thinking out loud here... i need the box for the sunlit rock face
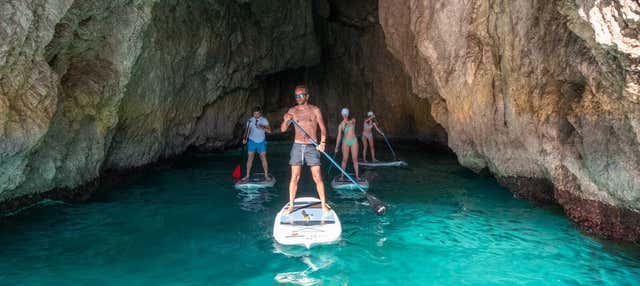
[379,0,640,240]
[0,0,319,202]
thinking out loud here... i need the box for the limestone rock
[2,0,639,242]
[379,0,640,240]
[253,0,446,143]
[0,0,320,202]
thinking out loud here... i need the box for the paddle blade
[232,165,241,180]
[366,193,387,215]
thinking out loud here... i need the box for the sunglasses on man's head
[294,93,306,99]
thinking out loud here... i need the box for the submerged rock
[379,0,640,240]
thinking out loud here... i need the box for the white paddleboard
[234,173,276,190]
[359,160,407,167]
[330,174,369,190]
[273,197,341,248]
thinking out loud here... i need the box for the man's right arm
[281,109,293,132]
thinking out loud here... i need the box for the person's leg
[287,144,303,214]
[244,152,255,180]
[256,141,268,179]
[287,165,301,214]
[259,152,269,179]
[340,143,349,179]
[310,166,329,213]
[351,142,359,179]
[368,136,377,161]
[362,136,368,162]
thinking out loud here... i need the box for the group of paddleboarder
[334,108,385,181]
[240,85,386,215]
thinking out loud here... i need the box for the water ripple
[1,143,639,285]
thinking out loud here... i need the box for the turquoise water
[1,142,639,285]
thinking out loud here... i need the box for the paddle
[290,201,322,213]
[290,119,388,215]
[379,127,398,161]
[326,135,341,177]
[232,143,245,182]
[326,151,338,177]
[233,120,251,182]
[232,165,241,182]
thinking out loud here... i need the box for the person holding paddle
[241,105,271,181]
[362,111,384,162]
[280,85,329,214]
[335,107,360,180]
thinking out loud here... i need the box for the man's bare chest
[293,108,315,123]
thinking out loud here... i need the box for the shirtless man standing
[280,85,329,214]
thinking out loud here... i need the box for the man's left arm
[314,107,327,151]
[261,118,272,133]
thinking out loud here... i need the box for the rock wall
[2,0,639,242]
[1,0,441,209]
[249,0,447,143]
[0,0,320,202]
[379,0,640,241]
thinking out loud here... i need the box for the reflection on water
[237,188,276,212]
[1,142,639,285]
[273,244,338,286]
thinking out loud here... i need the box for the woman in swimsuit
[335,108,360,180]
[362,111,384,162]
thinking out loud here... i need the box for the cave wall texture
[1,0,321,203]
[1,0,639,241]
[250,0,446,143]
[379,0,640,240]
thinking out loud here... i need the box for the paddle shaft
[290,201,322,213]
[289,119,387,215]
[326,151,337,177]
[242,143,246,172]
[327,135,341,176]
[379,128,398,161]
[242,121,250,173]
[290,120,366,193]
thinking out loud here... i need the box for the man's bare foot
[362,159,368,163]
[241,175,250,181]
[320,208,330,224]
[322,204,330,215]
[356,176,361,181]
[264,174,270,181]
[286,204,294,215]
